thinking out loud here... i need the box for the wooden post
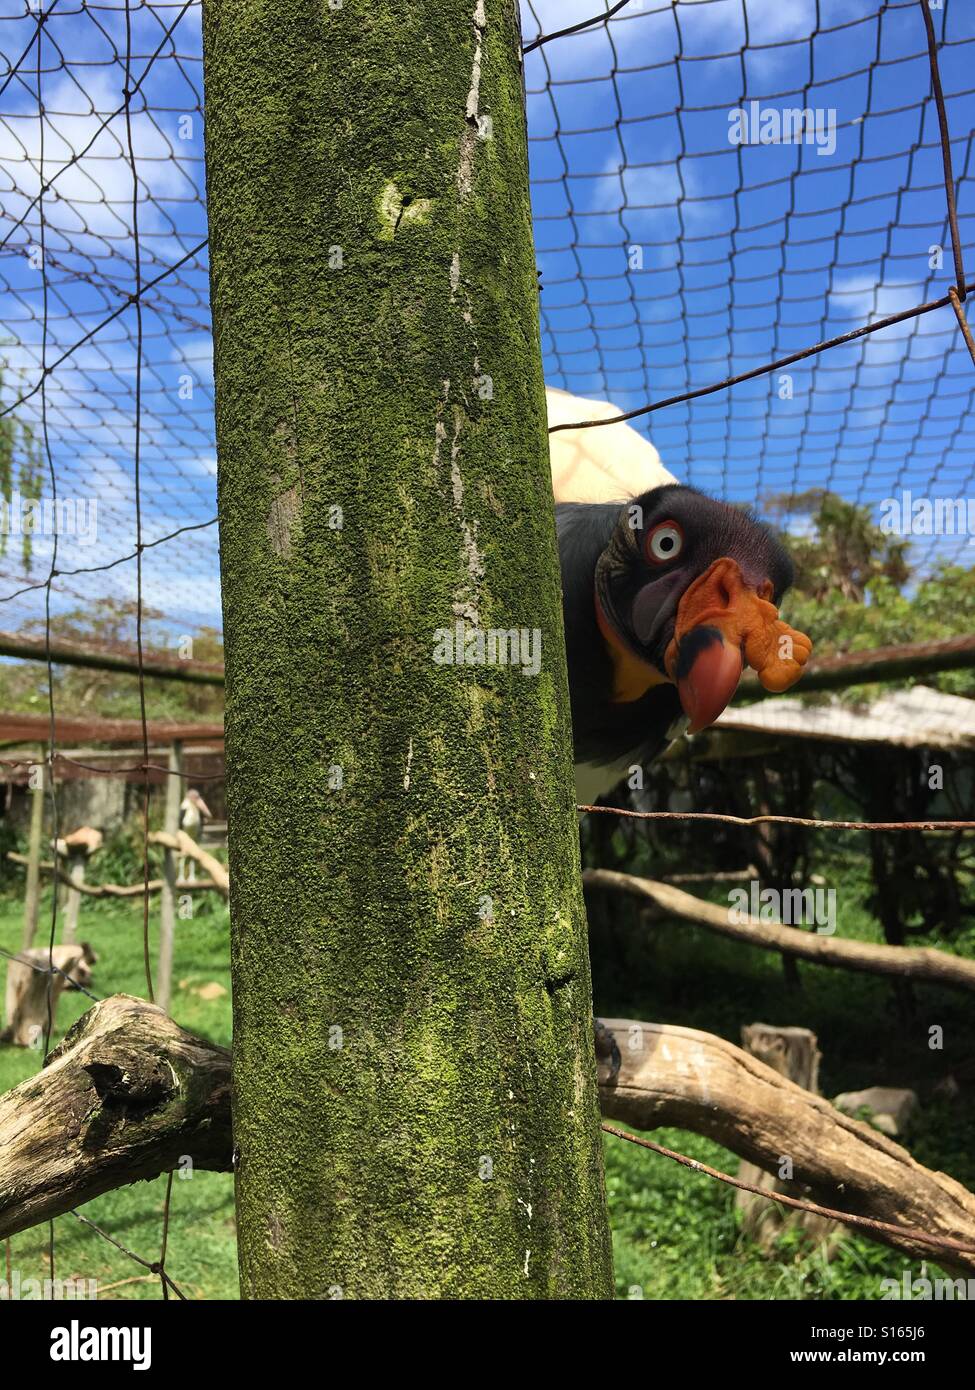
[60,852,86,945]
[157,741,183,1014]
[203,0,614,1298]
[21,748,45,951]
[54,830,102,946]
[733,1023,837,1250]
[0,943,95,1048]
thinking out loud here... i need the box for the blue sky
[525,0,975,550]
[0,0,972,643]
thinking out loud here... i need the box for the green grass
[604,1127,905,1301]
[593,859,975,1299]
[2,855,973,1300]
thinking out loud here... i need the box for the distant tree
[766,489,910,602]
[767,491,975,699]
[0,351,44,572]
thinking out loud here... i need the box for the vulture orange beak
[664,557,812,733]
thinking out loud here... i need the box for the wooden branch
[0,995,231,1239]
[662,865,759,885]
[147,832,229,898]
[585,868,975,995]
[0,631,225,687]
[2,630,969,699]
[596,1018,975,1272]
[7,852,220,898]
[740,632,975,698]
[2,996,974,1273]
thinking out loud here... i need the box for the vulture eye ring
[645,520,684,565]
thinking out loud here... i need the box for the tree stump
[734,1023,839,1253]
[1,943,96,1048]
[54,827,103,946]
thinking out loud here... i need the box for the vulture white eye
[645,520,684,565]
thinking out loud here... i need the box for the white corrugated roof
[714,684,975,749]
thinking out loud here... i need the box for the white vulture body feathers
[546,386,677,506]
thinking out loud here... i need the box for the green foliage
[0,349,45,572]
[781,566,975,700]
[765,490,975,699]
[92,823,155,888]
[605,1127,916,1301]
[768,488,911,602]
[0,817,23,889]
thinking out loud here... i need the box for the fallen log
[596,1018,975,1272]
[1,997,974,1273]
[0,995,231,1238]
[584,868,975,996]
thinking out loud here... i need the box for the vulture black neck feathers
[557,495,682,771]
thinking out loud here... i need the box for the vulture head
[181,788,213,819]
[593,483,807,733]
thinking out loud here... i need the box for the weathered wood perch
[596,1018,975,1272]
[585,868,975,995]
[7,851,221,898]
[0,995,231,1238]
[147,832,229,898]
[1,997,974,1273]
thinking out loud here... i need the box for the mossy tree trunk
[203,0,614,1299]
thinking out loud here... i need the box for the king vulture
[546,386,812,803]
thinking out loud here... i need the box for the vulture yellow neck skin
[594,596,670,704]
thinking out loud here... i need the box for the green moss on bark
[203,0,614,1298]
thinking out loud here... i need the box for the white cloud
[0,69,197,263]
[827,275,926,325]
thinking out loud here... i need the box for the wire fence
[0,0,973,1299]
[528,0,975,571]
[1,0,205,1302]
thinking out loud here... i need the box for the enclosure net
[0,0,974,1296]
[0,0,969,664]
